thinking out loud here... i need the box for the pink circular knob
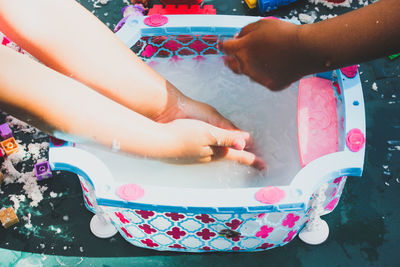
[340,65,358,78]
[144,15,168,27]
[255,186,285,204]
[116,184,144,201]
[346,128,365,152]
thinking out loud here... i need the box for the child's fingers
[207,126,249,150]
[223,55,242,74]
[236,21,260,39]
[222,148,266,170]
[218,38,241,55]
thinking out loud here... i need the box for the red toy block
[160,0,203,5]
[0,137,19,156]
[148,4,216,15]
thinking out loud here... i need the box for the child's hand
[157,119,266,170]
[219,19,308,91]
[155,95,237,130]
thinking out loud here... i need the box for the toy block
[0,137,19,156]
[244,0,257,9]
[34,161,53,180]
[0,207,19,228]
[0,123,13,140]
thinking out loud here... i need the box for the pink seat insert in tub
[298,77,338,167]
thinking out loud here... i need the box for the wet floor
[0,0,399,266]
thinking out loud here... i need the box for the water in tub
[79,57,301,188]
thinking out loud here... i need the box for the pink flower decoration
[256,243,274,249]
[141,45,158,58]
[284,230,297,242]
[121,227,133,238]
[232,246,241,251]
[115,212,130,224]
[225,219,242,230]
[195,214,215,224]
[346,128,365,152]
[196,229,216,240]
[255,186,285,204]
[139,224,157,234]
[144,15,168,27]
[167,227,186,239]
[141,238,159,248]
[135,210,155,219]
[256,225,274,238]
[325,198,339,211]
[282,213,300,228]
[334,177,343,184]
[116,184,144,201]
[80,181,89,193]
[84,195,93,207]
[165,212,185,221]
[169,244,186,249]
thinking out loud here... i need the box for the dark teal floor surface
[0,0,399,266]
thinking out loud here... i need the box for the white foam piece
[79,57,301,188]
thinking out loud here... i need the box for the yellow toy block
[0,137,19,156]
[0,207,19,228]
[245,0,257,9]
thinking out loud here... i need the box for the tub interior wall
[79,55,302,188]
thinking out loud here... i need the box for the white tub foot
[299,218,329,245]
[90,214,117,239]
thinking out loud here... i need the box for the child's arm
[220,0,400,90]
[0,45,264,168]
[0,0,234,129]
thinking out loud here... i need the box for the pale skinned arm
[0,0,235,129]
[220,0,400,90]
[0,45,265,168]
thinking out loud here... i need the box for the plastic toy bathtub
[49,15,365,252]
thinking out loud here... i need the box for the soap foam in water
[81,57,301,188]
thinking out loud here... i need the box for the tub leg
[90,214,118,239]
[299,183,329,245]
[299,217,329,245]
